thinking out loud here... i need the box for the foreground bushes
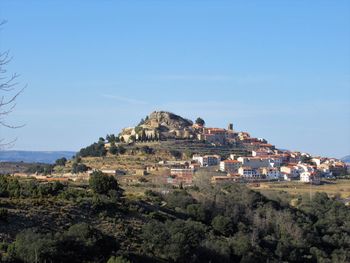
[142,219,206,262]
[1,173,349,263]
[141,185,350,263]
[6,223,117,263]
[0,175,66,198]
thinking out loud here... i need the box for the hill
[0,151,75,164]
[341,155,350,163]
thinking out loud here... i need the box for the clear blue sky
[1,0,349,158]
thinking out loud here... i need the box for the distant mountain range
[341,155,350,163]
[0,151,76,164]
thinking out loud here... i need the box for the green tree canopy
[195,117,205,126]
[89,170,121,195]
[55,157,67,166]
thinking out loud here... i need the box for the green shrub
[89,170,121,195]
[9,223,117,263]
[55,157,67,166]
[166,190,195,209]
[142,219,206,262]
[0,175,20,197]
[79,141,107,157]
[211,215,233,236]
[187,204,210,223]
[71,162,89,174]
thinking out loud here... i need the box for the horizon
[1,0,350,158]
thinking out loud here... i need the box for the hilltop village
[13,111,348,188]
[113,111,348,186]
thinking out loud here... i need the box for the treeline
[79,139,107,157]
[77,136,157,158]
[0,175,65,198]
[78,136,126,158]
[140,185,350,262]
[1,172,349,262]
[25,164,55,175]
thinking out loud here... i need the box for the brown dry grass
[250,179,350,199]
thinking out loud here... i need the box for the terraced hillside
[76,139,251,172]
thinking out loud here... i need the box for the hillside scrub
[0,174,349,263]
[140,184,350,262]
[0,175,66,198]
[7,223,116,263]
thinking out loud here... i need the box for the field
[250,179,350,201]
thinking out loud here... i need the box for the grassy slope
[250,179,350,200]
[75,140,250,171]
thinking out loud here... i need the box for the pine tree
[141,130,147,142]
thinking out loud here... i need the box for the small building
[193,154,221,167]
[260,167,282,180]
[203,128,227,144]
[311,157,322,167]
[189,163,201,170]
[281,165,299,178]
[282,173,295,181]
[146,166,159,173]
[220,160,241,173]
[169,168,195,186]
[252,149,273,157]
[300,172,321,185]
[237,157,275,169]
[135,169,147,176]
[238,166,261,178]
[289,152,302,163]
[101,169,118,175]
[329,163,347,176]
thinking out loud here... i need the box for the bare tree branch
[0,19,25,148]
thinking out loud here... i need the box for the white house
[238,166,260,178]
[192,155,204,166]
[300,172,321,185]
[311,157,322,167]
[193,154,221,167]
[281,165,300,178]
[252,150,269,157]
[260,167,282,180]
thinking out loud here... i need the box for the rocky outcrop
[119,111,195,142]
[143,111,193,130]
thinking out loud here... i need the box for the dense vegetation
[25,164,55,175]
[142,187,350,263]
[79,140,107,157]
[0,172,349,263]
[0,175,65,198]
[7,223,116,263]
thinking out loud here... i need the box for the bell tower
[228,123,234,131]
